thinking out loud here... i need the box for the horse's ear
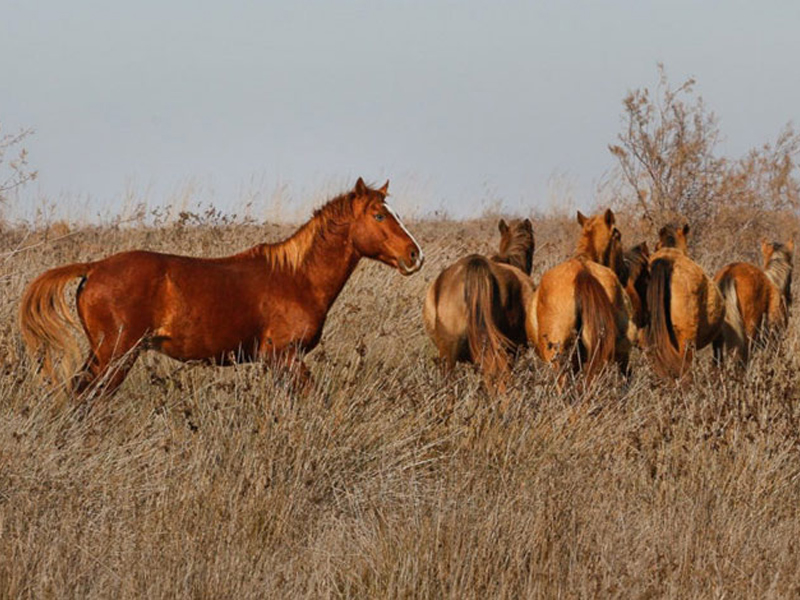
[604,208,615,226]
[761,238,770,256]
[640,241,650,257]
[659,225,667,237]
[378,180,390,196]
[355,177,367,195]
[787,238,795,254]
[577,211,587,226]
[523,217,533,232]
[682,223,690,236]
[498,219,509,235]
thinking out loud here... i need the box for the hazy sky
[2,0,799,221]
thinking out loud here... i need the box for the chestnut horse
[647,223,724,380]
[713,239,794,365]
[423,218,534,390]
[526,209,635,385]
[19,178,424,396]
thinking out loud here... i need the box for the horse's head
[576,208,622,270]
[495,218,535,274]
[762,238,794,306]
[762,238,795,266]
[656,223,689,254]
[350,178,424,275]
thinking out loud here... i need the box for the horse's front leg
[278,350,313,394]
[259,337,313,395]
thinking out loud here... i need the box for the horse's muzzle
[398,250,424,275]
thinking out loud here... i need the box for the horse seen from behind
[526,209,635,386]
[20,178,424,397]
[423,218,535,391]
[713,239,794,365]
[646,222,724,381]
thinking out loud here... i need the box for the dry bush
[2,211,800,598]
[0,125,37,221]
[609,65,800,257]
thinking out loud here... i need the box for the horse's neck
[298,227,361,310]
[765,258,792,301]
[575,236,600,263]
[492,251,527,273]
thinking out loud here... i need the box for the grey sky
[2,0,799,221]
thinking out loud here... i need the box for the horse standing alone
[19,178,424,396]
[423,219,535,390]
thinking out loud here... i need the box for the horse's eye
[374,213,385,222]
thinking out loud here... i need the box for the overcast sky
[2,0,798,221]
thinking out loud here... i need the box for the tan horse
[655,222,689,253]
[423,219,535,389]
[713,239,794,364]
[647,223,725,380]
[526,209,635,384]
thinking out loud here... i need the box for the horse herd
[426,209,794,390]
[18,179,794,399]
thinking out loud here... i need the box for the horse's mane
[243,190,360,272]
[574,230,598,262]
[492,221,534,274]
[765,242,793,301]
[575,227,625,281]
[622,243,649,287]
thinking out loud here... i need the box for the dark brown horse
[423,219,534,390]
[622,242,651,345]
[20,178,424,396]
[713,239,794,365]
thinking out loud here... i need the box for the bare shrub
[608,65,800,254]
[0,124,37,214]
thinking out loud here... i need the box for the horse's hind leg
[434,334,462,377]
[73,332,142,398]
[268,348,313,396]
[712,335,725,368]
[678,340,695,385]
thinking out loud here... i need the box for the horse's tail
[19,262,90,386]
[717,273,746,358]
[574,268,616,382]
[464,256,511,386]
[646,257,683,378]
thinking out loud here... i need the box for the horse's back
[77,249,272,361]
[531,257,633,367]
[651,249,723,348]
[425,257,469,336]
[715,262,775,335]
[531,259,586,359]
[424,254,532,364]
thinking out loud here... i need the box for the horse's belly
[153,320,261,363]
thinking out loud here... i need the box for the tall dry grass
[2,214,800,598]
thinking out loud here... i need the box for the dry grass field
[2,212,800,598]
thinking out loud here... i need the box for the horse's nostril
[410,250,418,260]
